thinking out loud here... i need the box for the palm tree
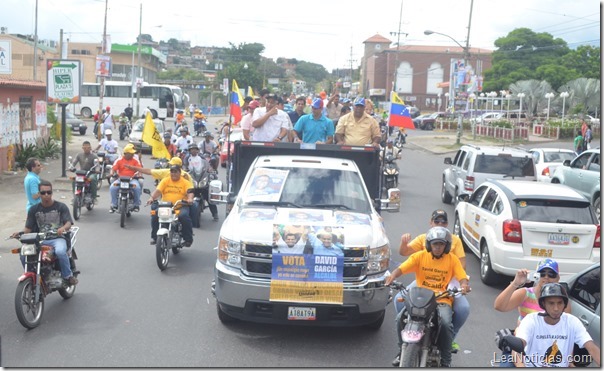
[558,78,601,115]
[509,80,553,118]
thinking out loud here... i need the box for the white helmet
[104,129,113,135]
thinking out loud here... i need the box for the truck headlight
[367,244,390,274]
[218,237,241,268]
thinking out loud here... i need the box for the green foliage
[489,120,513,128]
[37,138,61,159]
[13,143,39,170]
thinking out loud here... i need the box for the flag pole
[226,89,233,195]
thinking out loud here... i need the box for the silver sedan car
[562,263,600,347]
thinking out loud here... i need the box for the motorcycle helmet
[188,143,199,151]
[163,132,172,139]
[425,226,452,256]
[179,126,188,133]
[203,131,213,138]
[538,283,569,310]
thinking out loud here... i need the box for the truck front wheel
[216,303,238,324]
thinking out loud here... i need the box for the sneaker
[133,206,140,212]
[212,214,219,221]
[183,240,193,247]
[150,239,156,245]
[66,276,78,285]
[451,341,460,354]
[109,206,117,213]
[391,353,401,367]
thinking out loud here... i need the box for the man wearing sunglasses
[13,180,78,285]
[396,209,470,356]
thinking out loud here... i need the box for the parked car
[412,113,433,129]
[409,106,421,118]
[417,111,448,130]
[219,127,244,167]
[562,263,600,347]
[454,179,600,285]
[551,148,600,222]
[66,111,87,135]
[586,115,600,126]
[529,148,577,182]
[442,144,536,205]
[128,118,165,154]
[470,112,502,125]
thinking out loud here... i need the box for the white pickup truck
[209,141,400,328]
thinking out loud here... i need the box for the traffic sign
[46,59,82,104]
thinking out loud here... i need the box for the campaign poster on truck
[270,225,344,305]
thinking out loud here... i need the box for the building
[361,34,493,112]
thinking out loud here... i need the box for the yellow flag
[248,86,255,98]
[141,112,171,159]
[391,91,405,105]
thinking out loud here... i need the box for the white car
[529,148,576,182]
[128,118,165,154]
[454,179,600,285]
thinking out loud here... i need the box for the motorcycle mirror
[502,335,525,354]
[143,188,151,195]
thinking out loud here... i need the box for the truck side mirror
[444,157,452,165]
[380,188,400,213]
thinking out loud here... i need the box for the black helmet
[538,283,569,310]
[425,226,452,255]
[188,143,199,151]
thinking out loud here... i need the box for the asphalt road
[0,128,568,367]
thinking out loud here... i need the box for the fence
[436,119,529,141]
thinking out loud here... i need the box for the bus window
[106,85,131,98]
[159,87,174,117]
[82,85,99,97]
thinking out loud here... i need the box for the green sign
[46,59,81,104]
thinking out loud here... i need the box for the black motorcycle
[383,154,399,191]
[202,152,220,172]
[96,151,114,189]
[191,168,218,228]
[113,175,143,228]
[68,157,100,220]
[194,118,207,137]
[119,119,132,140]
[394,129,407,149]
[390,282,460,367]
[9,228,80,329]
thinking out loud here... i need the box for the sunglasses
[40,190,53,195]
[540,270,558,278]
[433,219,447,225]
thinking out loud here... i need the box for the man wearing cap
[241,96,254,115]
[251,94,290,142]
[162,132,178,158]
[101,106,115,133]
[293,98,334,144]
[175,126,193,153]
[184,143,219,222]
[96,129,120,163]
[108,145,143,212]
[335,97,381,148]
[397,209,470,354]
[325,92,343,122]
[146,165,195,247]
[241,100,260,140]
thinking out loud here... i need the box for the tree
[509,79,552,117]
[558,78,601,115]
[560,45,601,80]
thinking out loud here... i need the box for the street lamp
[425,29,471,145]
[469,93,477,139]
[488,91,497,111]
[560,91,569,124]
[545,92,555,121]
[517,93,526,119]
[499,90,506,113]
[444,92,450,111]
[243,63,248,69]
[480,92,485,111]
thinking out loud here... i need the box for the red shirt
[112,156,142,177]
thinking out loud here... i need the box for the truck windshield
[243,167,371,214]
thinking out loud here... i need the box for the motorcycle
[390,281,461,367]
[395,129,407,149]
[112,175,144,228]
[68,157,100,220]
[147,192,188,271]
[9,227,80,329]
[202,151,220,172]
[191,168,218,228]
[383,154,399,191]
[193,118,207,137]
[96,151,114,189]
[119,119,132,140]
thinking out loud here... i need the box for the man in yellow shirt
[385,227,470,367]
[334,97,381,148]
[397,209,469,354]
[146,164,194,247]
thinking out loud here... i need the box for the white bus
[73,81,188,119]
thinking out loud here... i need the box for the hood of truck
[222,206,387,247]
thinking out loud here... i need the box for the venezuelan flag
[388,91,414,129]
[230,80,244,125]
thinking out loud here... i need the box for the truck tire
[216,303,238,324]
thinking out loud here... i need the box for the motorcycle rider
[95,129,120,164]
[397,210,470,354]
[124,103,133,122]
[162,132,178,158]
[193,108,207,135]
[512,283,600,367]
[385,226,470,367]
[118,112,130,140]
[12,180,78,285]
[199,131,220,170]
[184,143,219,222]
[70,140,99,202]
[146,164,195,247]
[108,145,143,213]
[175,126,193,155]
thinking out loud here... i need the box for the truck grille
[241,243,369,281]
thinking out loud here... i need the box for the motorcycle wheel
[156,236,170,271]
[73,194,82,220]
[97,170,104,190]
[58,276,77,299]
[14,278,44,329]
[400,343,420,367]
[86,195,94,211]
[120,200,127,228]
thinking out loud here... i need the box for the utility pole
[33,0,39,80]
[98,0,108,140]
[390,0,407,96]
[136,3,142,118]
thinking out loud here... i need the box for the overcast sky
[3,0,601,71]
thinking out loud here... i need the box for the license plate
[120,182,130,189]
[548,233,570,245]
[287,306,316,321]
[76,176,85,182]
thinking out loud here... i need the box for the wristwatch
[278,136,285,140]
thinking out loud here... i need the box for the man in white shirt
[96,129,120,163]
[251,94,289,142]
[175,127,193,153]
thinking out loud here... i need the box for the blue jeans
[44,238,73,279]
[110,179,141,208]
[151,205,193,243]
[394,280,470,340]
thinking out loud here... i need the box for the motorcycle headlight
[367,244,390,274]
[218,237,241,268]
[158,207,172,219]
[21,244,37,256]
[120,181,130,189]
[201,178,208,188]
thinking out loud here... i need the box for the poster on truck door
[269,225,344,304]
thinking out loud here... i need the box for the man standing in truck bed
[251,94,290,142]
[335,97,381,148]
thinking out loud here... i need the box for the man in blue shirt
[308,229,344,256]
[293,98,334,144]
[24,157,42,212]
